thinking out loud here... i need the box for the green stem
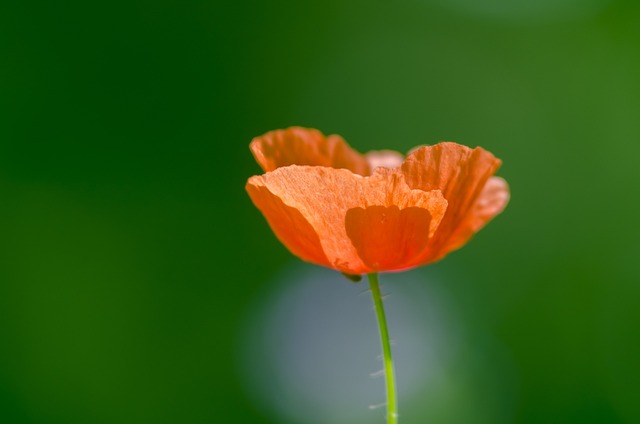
[368,272,398,423]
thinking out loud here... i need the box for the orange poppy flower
[246,127,509,275]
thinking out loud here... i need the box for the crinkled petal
[250,127,371,175]
[246,166,447,274]
[401,142,503,261]
[345,205,437,272]
[245,182,331,268]
[443,176,510,253]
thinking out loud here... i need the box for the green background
[2,0,640,423]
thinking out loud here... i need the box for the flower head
[246,127,509,275]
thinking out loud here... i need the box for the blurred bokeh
[1,0,639,423]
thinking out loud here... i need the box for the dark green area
[1,0,639,422]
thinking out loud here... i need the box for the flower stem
[368,272,398,423]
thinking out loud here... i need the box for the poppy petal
[250,127,370,175]
[246,166,447,274]
[443,176,510,253]
[401,142,503,260]
[365,150,404,170]
[245,181,331,268]
[345,205,439,272]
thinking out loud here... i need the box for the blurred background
[1,0,639,423]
